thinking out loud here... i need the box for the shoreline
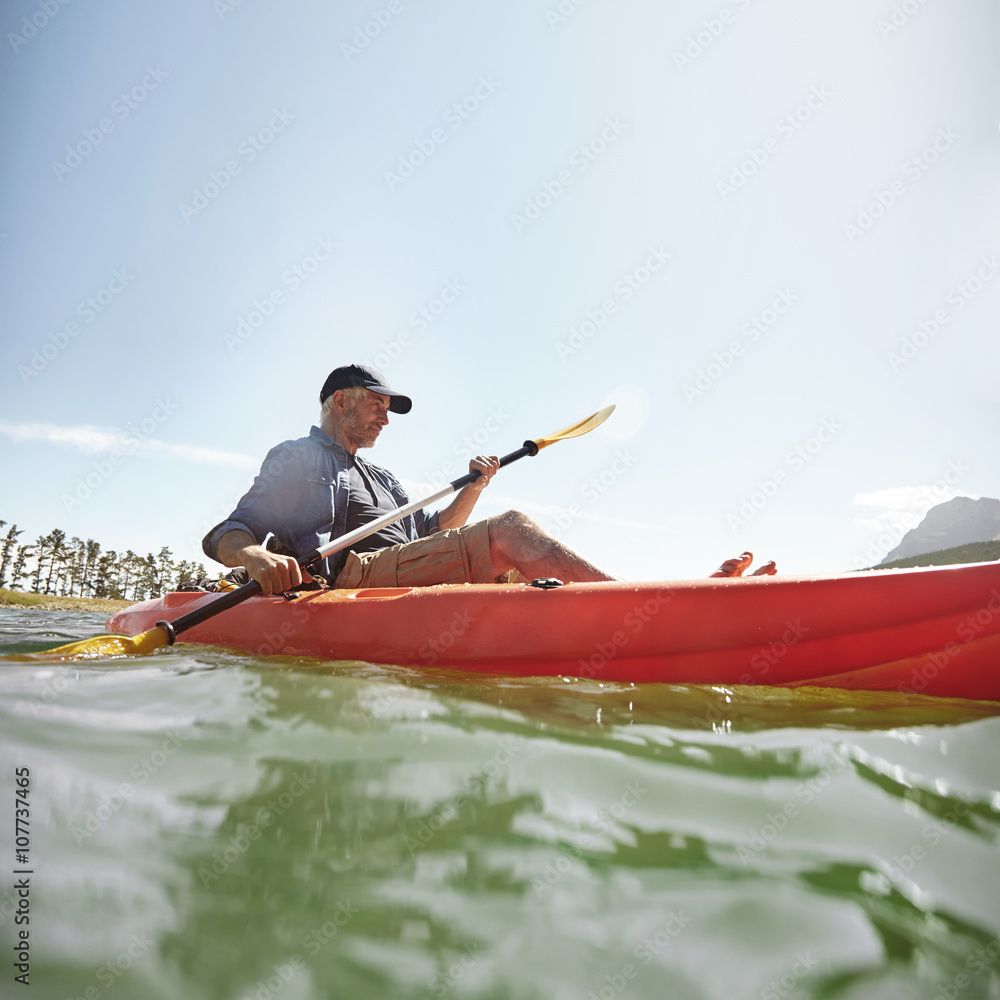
[0,589,133,613]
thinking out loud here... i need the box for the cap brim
[387,393,412,414]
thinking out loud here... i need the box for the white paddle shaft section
[311,481,457,564]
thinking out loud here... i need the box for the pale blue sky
[1,0,997,581]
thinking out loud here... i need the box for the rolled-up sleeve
[202,517,258,563]
[202,443,305,562]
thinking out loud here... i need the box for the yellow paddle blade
[4,626,169,662]
[533,404,616,450]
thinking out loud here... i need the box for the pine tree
[10,544,33,591]
[136,553,157,601]
[82,539,101,596]
[173,559,196,589]
[148,547,173,597]
[43,529,66,595]
[93,550,117,599]
[63,537,85,596]
[0,523,23,589]
[30,535,49,592]
[118,549,137,599]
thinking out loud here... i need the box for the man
[203,364,617,594]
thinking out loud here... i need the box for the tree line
[872,540,1000,571]
[0,520,208,601]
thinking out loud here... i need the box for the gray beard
[341,408,380,450]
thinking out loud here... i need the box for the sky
[0,0,997,582]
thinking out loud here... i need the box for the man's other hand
[469,454,499,490]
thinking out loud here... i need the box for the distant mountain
[880,496,1000,565]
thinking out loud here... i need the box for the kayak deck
[104,562,1000,701]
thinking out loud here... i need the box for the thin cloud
[0,421,258,469]
[853,486,975,511]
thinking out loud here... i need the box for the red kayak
[105,562,1000,701]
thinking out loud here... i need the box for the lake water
[2,606,999,1000]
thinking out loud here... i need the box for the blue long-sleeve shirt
[202,426,439,580]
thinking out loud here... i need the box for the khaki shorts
[332,519,495,589]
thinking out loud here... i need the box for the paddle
[12,404,616,661]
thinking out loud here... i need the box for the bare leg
[488,510,619,583]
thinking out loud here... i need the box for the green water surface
[1,608,999,1000]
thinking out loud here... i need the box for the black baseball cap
[319,364,412,414]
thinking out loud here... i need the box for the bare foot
[710,551,753,577]
[750,560,777,576]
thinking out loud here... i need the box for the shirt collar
[309,425,352,460]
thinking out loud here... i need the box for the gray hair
[321,385,367,418]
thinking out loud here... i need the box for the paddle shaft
[154,440,539,642]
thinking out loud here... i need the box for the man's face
[341,390,390,450]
